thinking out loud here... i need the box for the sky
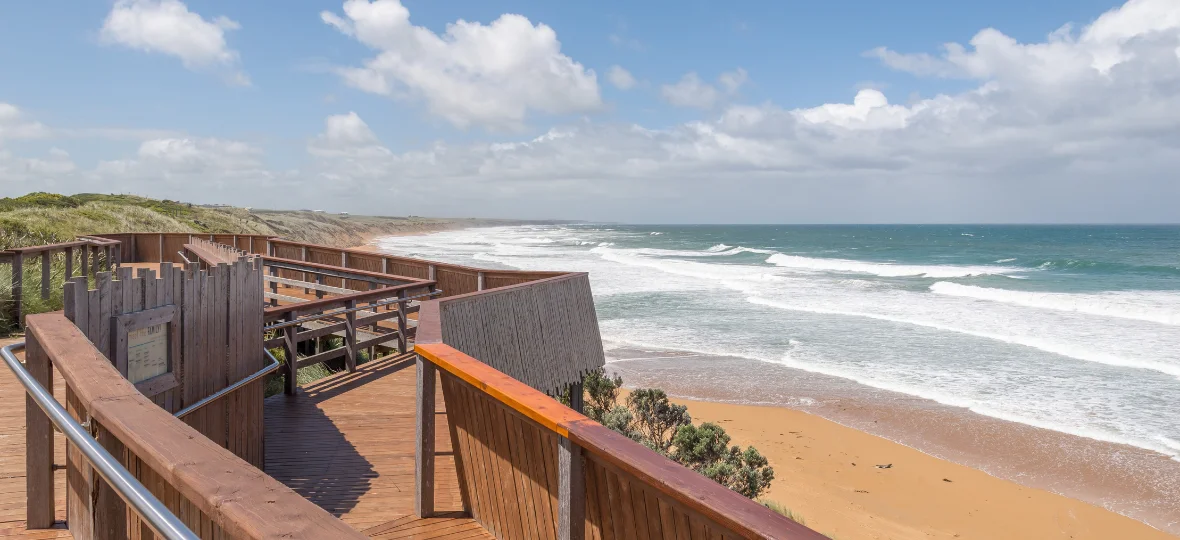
[1,0,1179,223]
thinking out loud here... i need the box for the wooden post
[568,381,584,414]
[396,289,408,354]
[157,234,164,263]
[558,436,585,540]
[477,271,485,291]
[79,245,89,280]
[283,311,298,395]
[344,299,357,372]
[414,355,436,517]
[301,247,309,293]
[90,245,100,277]
[94,423,127,539]
[24,332,54,529]
[315,274,325,299]
[64,246,73,280]
[40,251,50,300]
[103,246,112,271]
[428,264,436,281]
[269,266,279,306]
[11,253,22,329]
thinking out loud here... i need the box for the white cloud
[308,112,392,159]
[661,69,747,109]
[321,0,601,130]
[0,103,50,140]
[5,0,1180,222]
[608,65,637,90]
[100,0,249,85]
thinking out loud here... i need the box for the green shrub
[579,368,775,500]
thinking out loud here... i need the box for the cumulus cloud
[0,103,51,140]
[661,68,747,109]
[6,0,1180,222]
[608,65,637,90]
[100,0,249,85]
[321,0,601,130]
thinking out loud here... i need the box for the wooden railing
[0,236,120,329]
[183,237,248,267]
[414,301,826,539]
[264,280,437,394]
[267,238,565,298]
[23,313,366,539]
[93,233,272,264]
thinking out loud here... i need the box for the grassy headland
[0,192,529,250]
[0,191,545,331]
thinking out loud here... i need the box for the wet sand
[610,351,1180,539]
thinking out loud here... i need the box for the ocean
[374,224,1180,526]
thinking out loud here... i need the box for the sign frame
[111,304,180,397]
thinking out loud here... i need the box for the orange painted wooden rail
[415,303,827,539]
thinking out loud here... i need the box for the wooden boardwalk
[0,338,72,539]
[264,353,490,538]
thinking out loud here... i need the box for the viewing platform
[0,232,823,539]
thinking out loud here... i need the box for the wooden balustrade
[23,312,366,539]
[1,237,120,330]
[263,280,436,395]
[414,280,826,540]
[414,339,825,540]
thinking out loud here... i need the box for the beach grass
[760,499,806,525]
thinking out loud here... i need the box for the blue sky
[1,0,1178,222]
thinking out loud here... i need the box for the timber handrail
[263,254,422,284]
[1,341,199,540]
[24,312,367,539]
[264,280,436,321]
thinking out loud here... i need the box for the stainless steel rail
[0,342,199,540]
[174,349,281,419]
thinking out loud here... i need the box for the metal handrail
[263,288,442,331]
[174,349,281,419]
[0,342,198,540]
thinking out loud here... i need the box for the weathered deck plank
[264,353,481,535]
[0,339,73,539]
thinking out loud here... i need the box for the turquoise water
[376,225,1180,460]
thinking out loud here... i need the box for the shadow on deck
[263,353,485,537]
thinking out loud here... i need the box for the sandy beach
[666,395,1172,540]
[361,232,1178,540]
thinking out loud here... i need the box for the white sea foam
[930,282,1180,326]
[745,296,1180,379]
[371,224,1180,461]
[766,253,1021,278]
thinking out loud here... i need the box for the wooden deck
[0,338,72,539]
[264,353,490,538]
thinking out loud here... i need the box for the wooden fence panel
[437,274,605,396]
[344,253,382,290]
[63,258,265,464]
[161,234,191,264]
[135,234,163,263]
[440,372,560,539]
[307,248,345,287]
[435,267,479,298]
[385,257,430,279]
